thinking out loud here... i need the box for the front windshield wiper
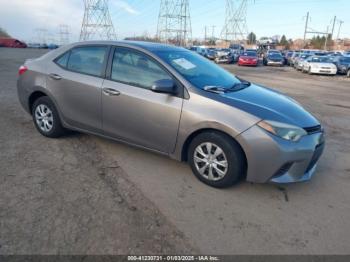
[203,86,227,94]
[204,81,251,94]
[204,79,251,94]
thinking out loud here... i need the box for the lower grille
[272,163,293,179]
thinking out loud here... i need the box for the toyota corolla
[17,41,325,188]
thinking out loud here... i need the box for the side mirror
[151,79,178,95]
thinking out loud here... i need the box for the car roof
[70,40,187,53]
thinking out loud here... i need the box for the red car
[238,51,259,66]
[0,38,27,48]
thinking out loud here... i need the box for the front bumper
[239,60,258,66]
[236,125,325,183]
[267,61,283,66]
[310,68,337,75]
[216,57,233,63]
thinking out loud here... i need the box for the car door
[47,45,109,133]
[101,47,183,153]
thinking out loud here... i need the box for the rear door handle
[49,73,62,80]
[103,88,121,96]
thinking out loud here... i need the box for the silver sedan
[17,41,325,188]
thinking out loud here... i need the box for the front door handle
[49,73,62,80]
[103,88,121,96]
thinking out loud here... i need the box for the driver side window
[111,47,173,90]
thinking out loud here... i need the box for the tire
[188,131,246,188]
[347,69,350,78]
[32,96,67,138]
[308,67,312,75]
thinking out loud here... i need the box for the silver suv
[17,41,325,188]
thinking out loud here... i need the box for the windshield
[242,51,257,57]
[269,53,282,59]
[310,56,332,63]
[156,50,241,90]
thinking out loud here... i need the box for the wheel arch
[181,128,247,167]
[28,90,48,114]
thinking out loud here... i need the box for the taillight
[18,65,28,76]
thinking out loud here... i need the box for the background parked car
[332,56,350,75]
[258,37,275,45]
[0,38,27,48]
[215,48,233,64]
[284,51,294,65]
[264,52,284,66]
[289,51,300,66]
[238,51,259,66]
[302,56,337,75]
[230,50,241,63]
[205,48,217,60]
[294,54,311,70]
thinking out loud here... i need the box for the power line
[157,0,192,46]
[80,0,117,41]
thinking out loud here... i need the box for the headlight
[257,120,307,142]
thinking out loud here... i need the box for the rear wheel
[308,67,312,75]
[188,131,246,188]
[32,96,67,138]
[347,69,350,78]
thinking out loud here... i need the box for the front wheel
[32,96,67,138]
[188,132,246,188]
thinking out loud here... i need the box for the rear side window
[111,48,172,90]
[66,46,107,77]
[56,52,70,68]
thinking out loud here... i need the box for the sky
[0,0,349,43]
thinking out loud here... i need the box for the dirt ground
[0,48,349,255]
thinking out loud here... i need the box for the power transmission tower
[80,0,117,41]
[35,28,48,44]
[59,24,70,45]
[157,0,192,46]
[221,0,249,43]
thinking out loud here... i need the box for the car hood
[220,84,319,128]
[241,56,257,59]
[268,57,283,61]
[311,62,335,67]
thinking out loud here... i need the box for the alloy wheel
[35,104,54,133]
[193,142,228,181]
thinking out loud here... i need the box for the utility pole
[204,26,207,42]
[80,0,117,41]
[221,0,249,43]
[324,26,329,50]
[337,20,344,40]
[157,0,192,46]
[211,25,216,40]
[303,11,309,43]
[330,16,337,39]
